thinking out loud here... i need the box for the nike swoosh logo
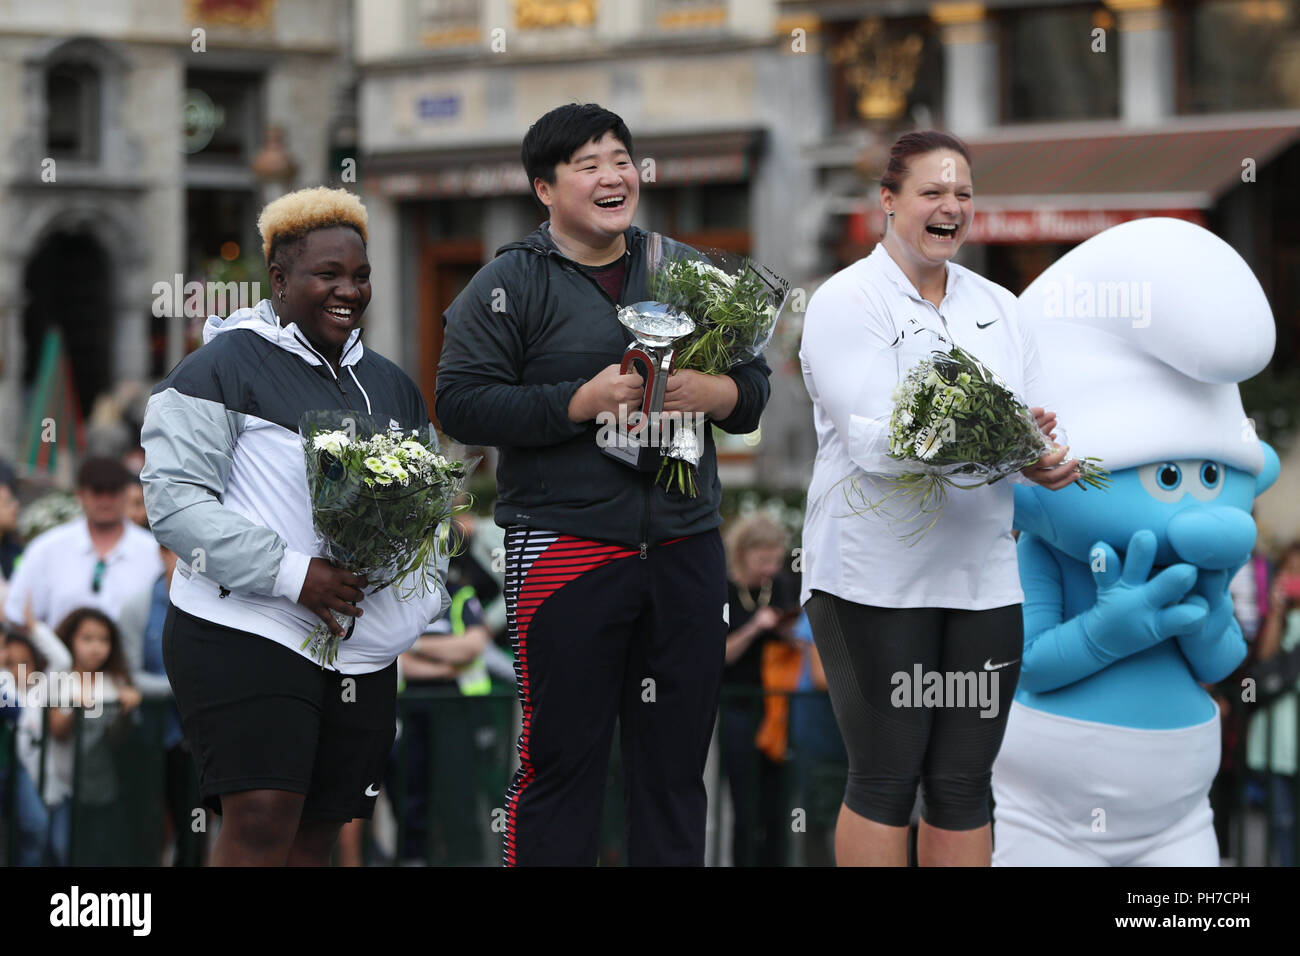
[984,658,1018,671]
[976,318,999,328]
[365,783,381,797]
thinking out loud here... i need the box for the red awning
[834,116,1299,246]
[968,120,1299,205]
[959,117,1300,243]
[951,117,1294,243]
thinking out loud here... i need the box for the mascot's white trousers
[992,701,1221,866]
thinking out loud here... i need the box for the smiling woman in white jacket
[140,187,447,867]
[799,131,1080,868]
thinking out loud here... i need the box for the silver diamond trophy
[601,301,695,471]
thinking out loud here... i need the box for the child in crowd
[1,627,49,865]
[16,606,140,864]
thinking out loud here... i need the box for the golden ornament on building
[515,0,598,30]
[186,0,274,29]
[830,18,924,123]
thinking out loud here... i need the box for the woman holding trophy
[437,103,773,866]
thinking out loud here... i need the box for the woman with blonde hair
[721,512,798,865]
[141,186,448,866]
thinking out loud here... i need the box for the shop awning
[364,128,763,198]
[963,115,1300,243]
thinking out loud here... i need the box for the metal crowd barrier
[1228,681,1300,867]
[2,685,1295,866]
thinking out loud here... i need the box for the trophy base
[601,437,661,472]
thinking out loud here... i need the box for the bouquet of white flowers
[847,345,1109,543]
[645,247,790,495]
[298,410,476,666]
[18,491,82,542]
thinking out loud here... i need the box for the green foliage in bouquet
[647,256,784,496]
[849,345,1109,543]
[301,417,475,666]
[650,258,779,376]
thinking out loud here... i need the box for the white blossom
[312,431,350,457]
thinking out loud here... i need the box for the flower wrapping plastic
[643,237,791,496]
[844,345,1109,543]
[298,410,476,666]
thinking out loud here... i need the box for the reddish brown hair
[880,130,973,194]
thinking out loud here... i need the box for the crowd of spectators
[2,444,1297,866]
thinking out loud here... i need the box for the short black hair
[76,456,131,492]
[0,460,17,496]
[521,103,634,188]
[268,225,367,276]
[268,232,310,274]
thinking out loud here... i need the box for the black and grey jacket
[437,224,772,550]
[140,300,447,674]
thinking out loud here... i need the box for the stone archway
[8,199,151,466]
[22,230,113,419]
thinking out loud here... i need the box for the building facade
[4,0,1294,538]
[0,0,353,471]
[354,0,828,485]
[787,0,1300,535]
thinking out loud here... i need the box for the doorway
[419,238,483,428]
[23,231,113,417]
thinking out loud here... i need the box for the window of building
[1000,4,1119,123]
[828,16,942,131]
[184,71,263,164]
[46,61,101,162]
[186,188,258,274]
[1184,0,1300,113]
[638,182,751,252]
[413,0,481,47]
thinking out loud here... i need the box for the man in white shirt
[3,457,162,630]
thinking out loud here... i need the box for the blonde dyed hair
[724,513,788,573]
[256,186,369,264]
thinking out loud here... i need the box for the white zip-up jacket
[140,300,447,673]
[799,244,1045,610]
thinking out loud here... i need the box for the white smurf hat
[1018,217,1274,475]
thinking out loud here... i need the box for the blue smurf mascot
[992,218,1280,866]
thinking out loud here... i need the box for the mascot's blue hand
[1173,569,1246,682]
[1083,530,1207,661]
[1174,570,1233,640]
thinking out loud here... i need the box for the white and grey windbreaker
[140,299,447,674]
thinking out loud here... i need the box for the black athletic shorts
[805,590,1022,831]
[162,604,397,821]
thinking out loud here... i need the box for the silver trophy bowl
[617,301,695,347]
[600,302,696,470]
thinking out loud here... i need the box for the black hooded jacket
[436,223,771,551]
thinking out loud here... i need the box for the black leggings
[804,590,1022,831]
